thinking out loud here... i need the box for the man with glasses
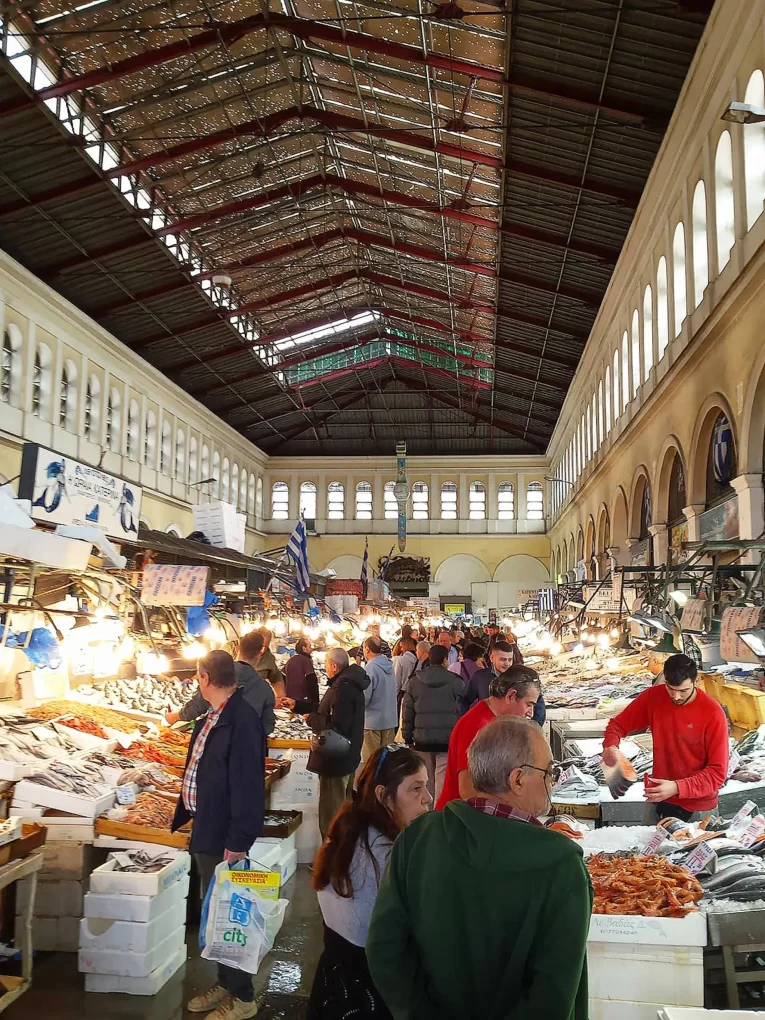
[368,717,591,1019]
[603,653,728,822]
[436,665,541,809]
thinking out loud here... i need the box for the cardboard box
[89,850,190,897]
[16,915,80,952]
[84,873,190,923]
[18,878,84,917]
[84,941,187,995]
[78,924,186,977]
[40,841,93,880]
[79,900,186,954]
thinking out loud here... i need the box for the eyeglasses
[374,743,403,778]
[521,763,563,785]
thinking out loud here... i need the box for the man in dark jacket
[462,641,546,726]
[402,645,463,802]
[167,631,275,736]
[172,650,264,1020]
[306,646,370,838]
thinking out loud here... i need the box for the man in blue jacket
[461,642,546,726]
[172,650,264,1020]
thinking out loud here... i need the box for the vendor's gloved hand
[602,746,619,768]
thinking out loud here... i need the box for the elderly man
[368,717,591,1020]
[437,629,459,666]
[436,665,541,809]
[414,639,431,674]
[306,647,369,838]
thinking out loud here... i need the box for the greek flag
[712,413,732,484]
[360,537,369,594]
[286,517,311,594]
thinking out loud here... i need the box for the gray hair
[326,647,349,671]
[468,717,544,795]
[416,640,431,655]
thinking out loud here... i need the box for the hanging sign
[141,564,210,606]
[699,497,739,542]
[19,444,142,541]
[443,604,466,616]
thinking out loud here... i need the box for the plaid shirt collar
[466,797,543,827]
[181,694,232,814]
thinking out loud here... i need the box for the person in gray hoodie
[402,644,463,802]
[361,636,399,765]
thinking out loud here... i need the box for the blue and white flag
[286,516,311,594]
[360,537,369,594]
[712,413,733,484]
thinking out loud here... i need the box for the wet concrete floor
[3,867,323,1020]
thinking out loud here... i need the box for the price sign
[727,750,741,779]
[643,829,666,854]
[729,799,757,834]
[737,815,765,848]
[685,841,717,874]
[116,785,136,805]
[110,851,135,869]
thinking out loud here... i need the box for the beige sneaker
[187,985,230,1013]
[207,998,258,1020]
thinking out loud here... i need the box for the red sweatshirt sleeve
[603,687,654,748]
[675,704,729,803]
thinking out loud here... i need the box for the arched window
[440,481,457,519]
[412,481,428,519]
[715,131,735,271]
[692,180,708,307]
[639,481,652,542]
[188,436,198,484]
[527,481,544,520]
[497,482,515,519]
[668,453,686,524]
[613,348,620,421]
[300,480,316,519]
[706,412,736,507]
[174,429,186,482]
[32,343,52,420]
[272,481,289,520]
[656,256,669,360]
[212,452,221,498]
[469,481,486,520]
[144,411,157,466]
[591,393,598,451]
[580,414,586,468]
[255,477,263,521]
[231,464,239,507]
[200,443,210,480]
[106,387,121,452]
[621,331,629,410]
[604,366,612,434]
[127,399,139,459]
[356,481,372,520]
[222,458,230,502]
[672,221,687,336]
[1,327,21,407]
[247,475,256,523]
[586,405,592,461]
[239,469,247,512]
[84,375,100,442]
[160,420,171,475]
[327,481,344,519]
[59,361,77,430]
[384,482,398,519]
[643,285,653,381]
[744,70,765,230]
[631,309,640,397]
[598,378,605,444]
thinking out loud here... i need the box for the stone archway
[493,554,550,607]
[610,487,629,563]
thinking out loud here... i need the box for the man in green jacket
[367,716,592,1020]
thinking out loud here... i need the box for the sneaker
[207,998,258,1020]
[187,985,230,1013]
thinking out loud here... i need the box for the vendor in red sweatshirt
[603,653,728,822]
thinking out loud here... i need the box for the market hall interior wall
[546,0,765,578]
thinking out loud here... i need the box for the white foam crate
[278,847,297,886]
[14,779,115,819]
[80,899,186,953]
[84,942,187,995]
[78,923,185,976]
[660,1010,763,1018]
[588,911,707,947]
[85,873,190,923]
[588,943,704,1007]
[252,832,297,856]
[89,850,190,896]
[247,843,282,872]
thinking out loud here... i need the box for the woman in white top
[307,745,431,1019]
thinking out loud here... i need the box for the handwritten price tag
[730,799,757,832]
[116,785,136,805]
[685,841,717,874]
[737,815,765,849]
[727,750,742,779]
[643,829,666,854]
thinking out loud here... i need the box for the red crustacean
[587,854,703,917]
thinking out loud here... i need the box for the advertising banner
[141,565,210,606]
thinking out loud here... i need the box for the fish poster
[19,443,142,541]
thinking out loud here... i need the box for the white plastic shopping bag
[200,860,288,973]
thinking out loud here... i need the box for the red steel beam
[292,355,492,393]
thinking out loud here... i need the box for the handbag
[310,728,351,758]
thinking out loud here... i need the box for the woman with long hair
[307,745,431,1019]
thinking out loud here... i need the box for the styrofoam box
[80,899,186,954]
[588,911,707,947]
[252,832,297,856]
[278,847,297,887]
[247,842,282,872]
[588,943,704,1007]
[85,873,190,923]
[78,923,185,976]
[15,779,115,819]
[85,942,187,995]
[90,850,190,896]
[40,840,93,880]
[660,1010,763,1018]
[10,806,94,841]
